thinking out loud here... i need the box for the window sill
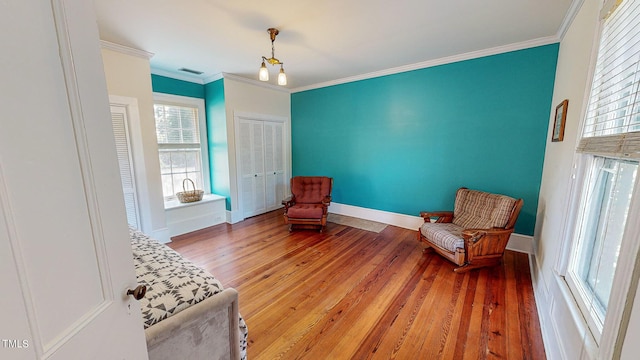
[164,193,225,210]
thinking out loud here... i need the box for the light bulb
[259,61,269,81]
[278,66,287,86]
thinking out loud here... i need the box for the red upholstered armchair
[282,176,333,232]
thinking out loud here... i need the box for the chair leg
[288,225,293,232]
[453,258,502,273]
[422,245,434,254]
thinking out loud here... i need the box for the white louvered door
[111,104,141,228]
[264,122,286,210]
[237,115,287,219]
[239,120,266,218]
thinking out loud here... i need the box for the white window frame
[556,0,640,356]
[153,93,210,204]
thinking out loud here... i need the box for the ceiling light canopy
[259,28,287,86]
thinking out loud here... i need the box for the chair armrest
[419,211,454,223]
[282,196,295,208]
[461,228,513,243]
[322,196,332,206]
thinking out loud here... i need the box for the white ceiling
[94,0,576,91]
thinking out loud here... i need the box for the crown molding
[150,68,205,84]
[218,72,291,93]
[556,0,585,40]
[203,72,224,84]
[99,40,154,59]
[291,35,560,93]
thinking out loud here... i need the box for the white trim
[328,202,533,253]
[99,40,154,59]
[151,68,205,85]
[291,36,559,93]
[531,251,598,359]
[164,193,225,210]
[150,227,170,244]
[226,210,244,224]
[234,111,287,124]
[328,202,422,230]
[601,174,640,359]
[203,72,224,84]
[219,72,291,93]
[557,0,587,40]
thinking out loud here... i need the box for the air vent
[178,67,204,75]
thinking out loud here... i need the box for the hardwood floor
[169,210,546,360]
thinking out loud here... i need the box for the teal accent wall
[151,74,205,98]
[204,79,231,210]
[291,44,560,235]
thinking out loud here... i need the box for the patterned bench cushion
[452,189,516,229]
[420,222,464,252]
[130,228,224,328]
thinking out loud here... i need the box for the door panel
[0,0,148,358]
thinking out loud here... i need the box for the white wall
[221,77,291,222]
[534,0,640,358]
[101,48,169,242]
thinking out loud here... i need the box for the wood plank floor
[169,210,546,360]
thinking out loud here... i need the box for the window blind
[578,0,640,159]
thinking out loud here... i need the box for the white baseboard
[328,202,423,230]
[328,202,533,254]
[226,210,244,224]
[166,213,224,238]
[151,227,170,244]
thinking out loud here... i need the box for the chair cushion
[291,176,332,204]
[420,222,464,252]
[287,204,324,219]
[452,189,516,229]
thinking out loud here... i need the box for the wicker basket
[175,178,204,203]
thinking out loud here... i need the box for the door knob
[127,285,147,300]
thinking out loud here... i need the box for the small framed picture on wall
[552,99,568,142]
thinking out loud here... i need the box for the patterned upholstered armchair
[282,176,333,232]
[418,187,523,273]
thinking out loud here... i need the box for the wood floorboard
[169,210,546,360]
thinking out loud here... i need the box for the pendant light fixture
[259,28,287,86]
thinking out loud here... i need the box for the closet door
[264,121,286,211]
[110,104,140,228]
[239,120,266,218]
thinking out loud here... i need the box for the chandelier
[259,28,287,86]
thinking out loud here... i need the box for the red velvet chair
[282,176,333,232]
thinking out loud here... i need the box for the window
[153,94,209,200]
[568,158,637,330]
[565,0,640,343]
